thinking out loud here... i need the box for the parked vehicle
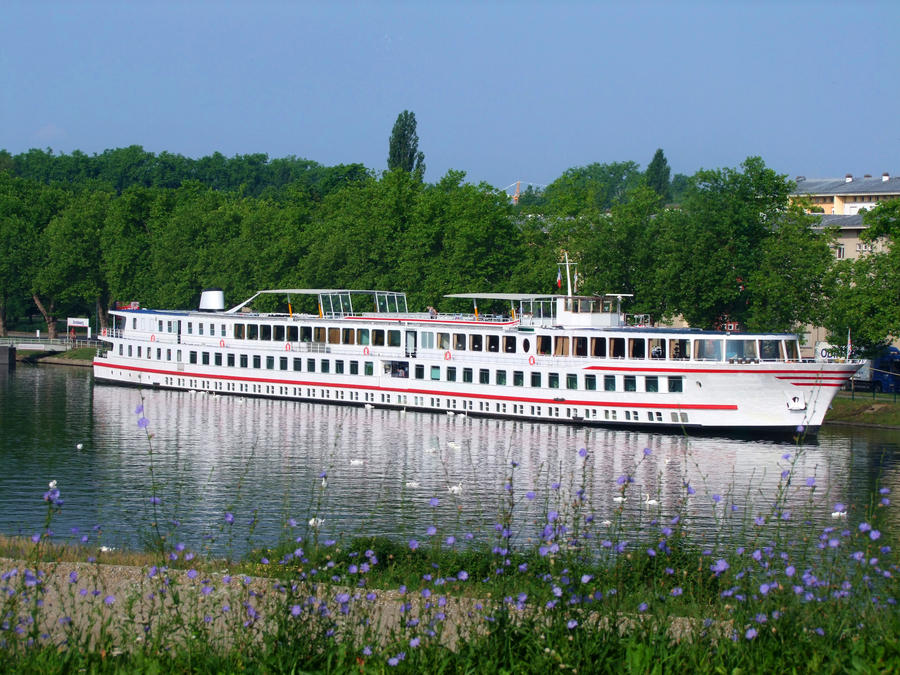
[815,342,900,393]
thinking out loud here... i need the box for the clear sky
[2,0,897,189]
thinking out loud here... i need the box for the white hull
[92,295,859,438]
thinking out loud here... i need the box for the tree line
[0,143,896,353]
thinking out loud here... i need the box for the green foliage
[645,148,672,202]
[388,110,426,179]
[543,161,643,217]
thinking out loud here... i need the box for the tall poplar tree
[645,148,671,202]
[388,110,426,179]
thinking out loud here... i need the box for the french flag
[556,268,562,288]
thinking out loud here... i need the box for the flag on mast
[846,328,852,359]
[556,268,562,289]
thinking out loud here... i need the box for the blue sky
[2,1,897,189]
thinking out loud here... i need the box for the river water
[1,364,897,557]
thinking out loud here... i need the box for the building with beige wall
[793,173,900,215]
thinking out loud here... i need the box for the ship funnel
[199,288,225,311]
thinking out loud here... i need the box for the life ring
[285,343,292,351]
[528,355,536,366]
[363,346,370,356]
[219,339,225,348]
[102,328,107,337]
[444,351,452,361]
[150,334,156,342]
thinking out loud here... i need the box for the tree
[645,149,672,202]
[387,110,425,178]
[542,162,643,217]
[823,199,900,352]
[655,157,794,329]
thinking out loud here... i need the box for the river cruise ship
[93,286,861,437]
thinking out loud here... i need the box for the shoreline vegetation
[14,347,900,429]
[2,397,899,672]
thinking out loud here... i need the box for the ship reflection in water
[76,382,896,556]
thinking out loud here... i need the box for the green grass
[826,393,900,427]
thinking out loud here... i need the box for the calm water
[1,364,897,556]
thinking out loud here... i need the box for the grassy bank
[2,436,898,674]
[827,393,900,427]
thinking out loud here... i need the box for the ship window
[437,332,450,349]
[335,360,344,374]
[549,373,560,388]
[415,364,424,379]
[253,355,261,368]
[214,353,222,366]
[189,351,197,364]
[167,321,173,333]
[307,358,315,372]
[668,377,683,393]
[221,324,226,337]
[365,361,373,376]
[670,339,688,360]
[328,328,340,344]
[567,374,578,389]
[447,367,457,382]
[611,338,625,358]
[784,340,799,361]
[624,375,636,391]
[694,339,723,361]
[470,334,483,351]
[503,336,516,353]
[531,372,542,387]
[202,352,210,365]
[604,375,616,391]
[274,325,285,342]
[279,356,288,370]
[341,328,355,345]
[463,368,473,383]
[248,324,259,340]
[199,323,204,336]
[186,322,193,335]
[479,368,490,384]
[293,358,302,371]
[496,370,507,385]
[585,374,597,390]
[629,338,645,359]
[314,327,326,343]
[646,376,658,392]
[261,325,271,340]
[300,326,312,342]
[431,366,441,380]
[287,326,298,342]
[591,337,606,357]
[453,333,466,350]
[355,329,368,345]
[265,356,274,369]
[350,361,359,375]
[371,330,385,346]
[209,323,215,335]
[157,320,163,332]
[649,338,665,359]
[227,353,234,367]
[240,354,248,368]
[167,349,172,361]
[726,339,757,360]
[321,360,329,373]
[388,330,401,347]
[513,371,524,386]
[487,335,499,352]
[574,337,587,357]
[759,340,783,361]
[537,335,551,355]
[554,336,569,356]
[420,332,434,349]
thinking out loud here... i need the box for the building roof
[793,175,900,196]
[815,213,866,230]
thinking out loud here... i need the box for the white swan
[613,495,627,503]
[643,493,659,506]
[405,480,420,488]
[448,482,463,495]
[308,517,324,528]
[349,459,364,466]
[447,441,460,451]
[831,510,847,519]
